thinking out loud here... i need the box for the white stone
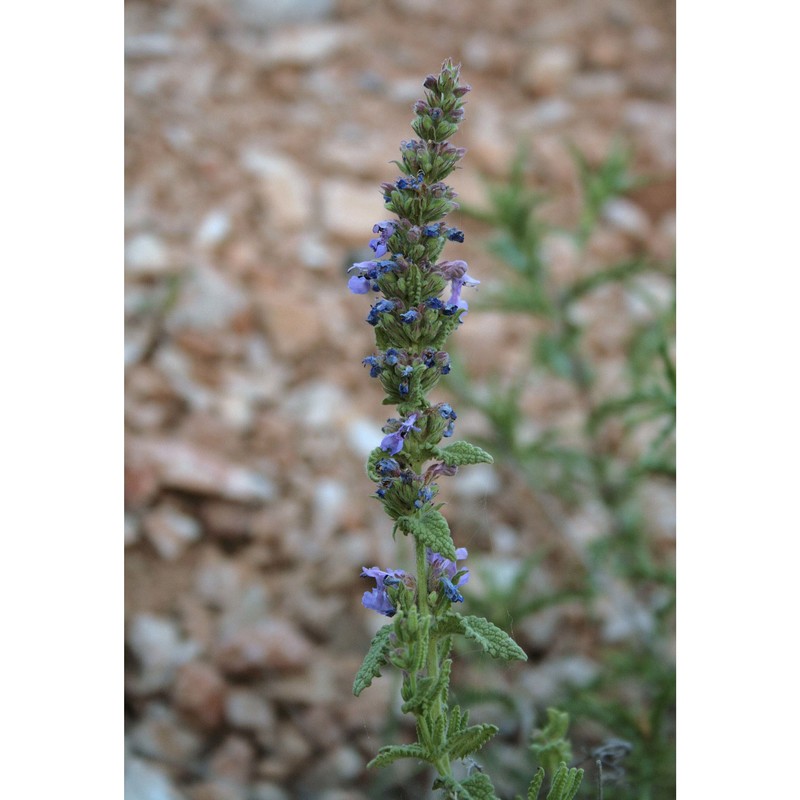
[320,179,383,243]
[451,463,500,497]
[126,233,171,275]
[257,25,350,67]
[125,513,141,547]
[563,502,612,555]
[516,98,576,129]
[153,345,213,411]
[195,551,249,611]
[520,45,579,95]
[596,573,656,642]
[124,756,185,800]
[624,101,675,169]
[602,198,651,240]
[346,417,381,459]
[241,151,312,232]
[282,381,347,430]
[130,438,277,503]
[232,0,333,28]
[298,236,332,270]
[166,265,249,333]
[128,704,203,763]
[143,504,202,561]
[196,209,231,247]
[312,479,347,540]
[125,34,177,59]
[127,614,199,692]
[225,688,276,732]
[570,71,626,99]
[250,785,290,800]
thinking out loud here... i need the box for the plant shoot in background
[446,143,675,798]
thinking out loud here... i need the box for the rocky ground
[124,1,675,798]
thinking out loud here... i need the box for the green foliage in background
[447,143,675,800]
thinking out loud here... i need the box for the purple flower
[424,461,458,482]
[369,221,396,258]
[414,486,434,509]
[440,577,464,603]
[348,275,371,294]
[376,458,399,476]
[427,547,469,602]
[446,227,465,243]
[380,413,420,455]
[367,299,395,326]
[438,403,457,420]
[362,356,382,377]
[361,566,406,617]
[447,274,480,312]
[400,309,419,324]
[383,348,399,366]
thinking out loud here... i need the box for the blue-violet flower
[361,566,406,616]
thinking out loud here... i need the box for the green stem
[414,530,453,781]
[416,535,429,618]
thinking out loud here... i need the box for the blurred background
[124,1,675,798]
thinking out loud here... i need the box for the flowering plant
[348,60,583,800]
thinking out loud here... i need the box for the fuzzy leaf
[353,624,394,696]
[436,441,494,466]
[562,768,584,800]
[367,742,429,769]
[527,768,545,800]
[401,510,456,561]
[546,764,567,800]
[546,763,573,800]
[447,723,499,760]
[459,614,528,661]
[458,772,500,800]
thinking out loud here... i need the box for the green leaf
[353,624,394,696]
[531,709,573,775]
[459,614,528,661]
[401,509,456,561]
[458,772,500,800]
[447,723,499,760]
[527,768,545,800]
[563,768,584,800]
[436,440,494,466]
[367,742,429,769]
[546,763,567,800]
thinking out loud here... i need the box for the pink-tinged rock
[172,661,227,729]
[209,734,256,786]
[256,724,312,781]
[128,438,276,503]
[186,781,247,800]
[127,703,204,763]
[216,619,313,675]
